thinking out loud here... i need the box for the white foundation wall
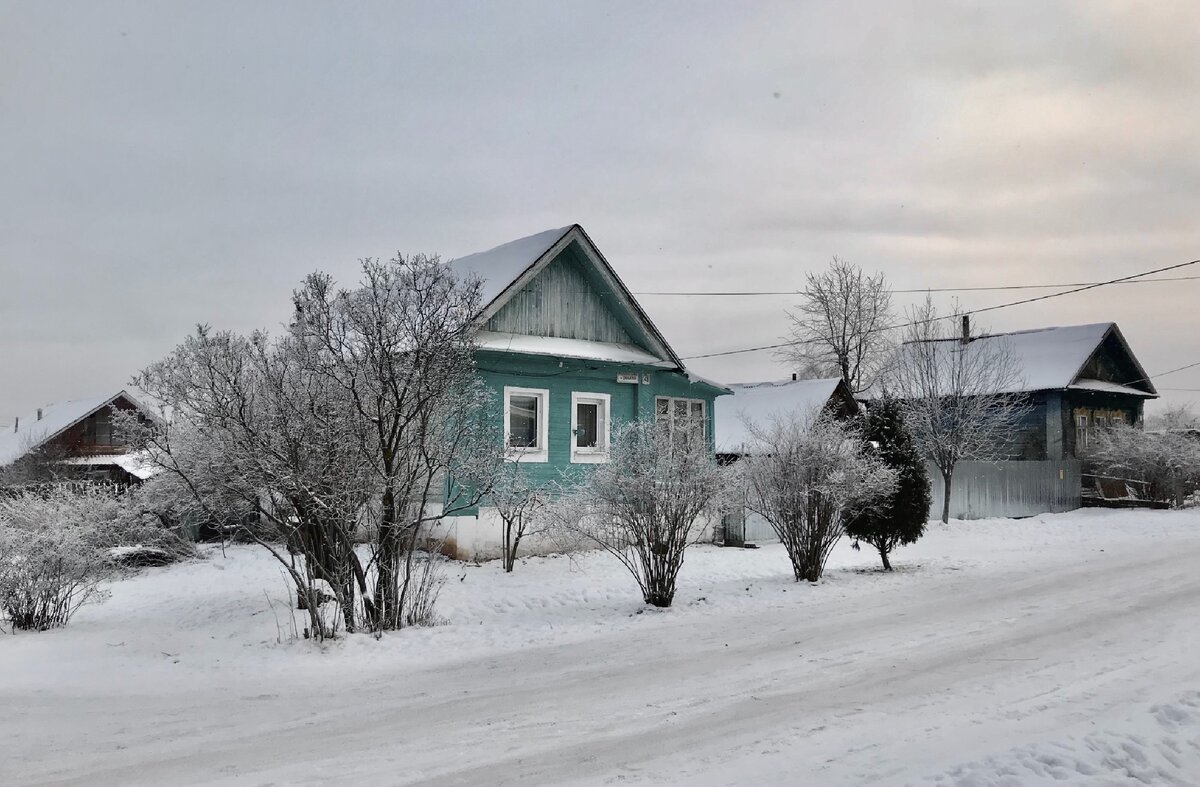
[434,507,723,563]
[435,507,553,562]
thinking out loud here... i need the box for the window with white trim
[571,392,611,463]
[656,396,706,445]
[504,386,549,462]
[1076,413,1090,450]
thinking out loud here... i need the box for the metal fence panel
[928,460,1081,520]
[743,512,778,543]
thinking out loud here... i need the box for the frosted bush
[0,485,194,631]
[0,488,115,631]
[742,413,897,582]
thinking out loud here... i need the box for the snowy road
[4,511,1200,785]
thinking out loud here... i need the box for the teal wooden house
[441,224,729,559]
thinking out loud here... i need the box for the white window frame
[570,391,611,464]
[656,396,707,442]
[1076,412,1089,450]
[503,386,549,463]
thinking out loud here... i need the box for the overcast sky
[3,1,1198,420]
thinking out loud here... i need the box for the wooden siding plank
[485,252,636,345]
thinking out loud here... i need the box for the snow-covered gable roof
[447,226,573,309]
[0,390,155,466]
[888,322,1157,396]
[447,224,688,371]
[714,378,848,454]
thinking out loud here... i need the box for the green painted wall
[449,352,723,513]
[448,236,727,513]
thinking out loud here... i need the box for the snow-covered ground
[3,508,1200,785]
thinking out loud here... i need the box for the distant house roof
[0,390,156,466]
[714,377,854,454]
[886,322,1157,397]
[447,224,694,374]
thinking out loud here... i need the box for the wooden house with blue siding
[441,224,729,559]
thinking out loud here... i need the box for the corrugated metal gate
[928,459,1081,520]
[720,508,779,546]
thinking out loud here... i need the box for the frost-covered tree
[127,255,500,638]
[780,256,894,394]
[1146,403,1199,432]
[888,297,1032,524]
[742,412,896,582]
[1089,424,1200,507]
[289,257,501,631]
[128,327,374,639]
[553,419,731,608]
[490,460,551,573]
[845,398,931,570]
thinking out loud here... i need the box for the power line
[681,257,1200,361]
[1139,360,1200,384]
[636,274,1200,297]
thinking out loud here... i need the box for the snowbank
[1,508,1198,785]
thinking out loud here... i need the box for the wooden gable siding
[43,397,146,458]
[1078,331,1149,392]
[485,244,637,345]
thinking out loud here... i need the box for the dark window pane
[576,403,598,448]
[508,395,539,448]
[89,411,113,446]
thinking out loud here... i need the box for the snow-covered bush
[1089,424,1200,507]
[553,419,732,608]
[0,488,116,631]
[742,413,896,582]
[489,460,552,573]
[0,485,197,632]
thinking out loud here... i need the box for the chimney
[12,417,18,434]
[36,408,43,421]
[961,314,971,345]
[792,372,798,381]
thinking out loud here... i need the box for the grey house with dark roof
[889,322,1157,518]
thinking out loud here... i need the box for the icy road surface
[3,509,1199,785]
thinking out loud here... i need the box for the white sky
[2,1,1198,419]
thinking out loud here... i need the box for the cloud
[1,1,1198,415]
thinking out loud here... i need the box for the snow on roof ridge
[446,225,575,310]
[904,322,1114,345]
[451,225,575,262]
[888,321,1155,396]
[714,377,845,453]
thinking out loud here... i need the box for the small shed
[713,377,859,461]
[713,376,859,546]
